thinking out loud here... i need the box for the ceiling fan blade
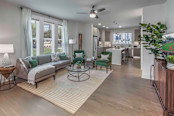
[76,12,88,14]
[97,8,106,13]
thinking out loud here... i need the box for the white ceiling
[6,0,166,29]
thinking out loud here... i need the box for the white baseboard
[141,75,154,80]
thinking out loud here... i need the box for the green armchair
[95,52,112,73]
[73,50,85,64]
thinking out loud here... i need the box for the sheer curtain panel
[21,8,32,57]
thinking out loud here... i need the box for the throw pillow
[19,56,32,72]
[59,54,68,60]
[51,53,60,62]
[75,53,83,58]
[29,59,38,68]
[101,54,109,60]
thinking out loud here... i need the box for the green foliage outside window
[58,26,62,39]
[44,30,52,38]
[32,23,36,38]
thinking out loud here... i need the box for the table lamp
[0,44,14,66]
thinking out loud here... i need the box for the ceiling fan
[77,5,106,19]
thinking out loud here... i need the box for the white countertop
[106,48,125,51]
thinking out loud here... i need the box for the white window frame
[57,25,63,53]
[31,19,40,56]
[43,22,55,54]
[31,12,63,56]
[113,33,132,45]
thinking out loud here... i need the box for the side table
[86,60,96,69]
[0,66,16,91]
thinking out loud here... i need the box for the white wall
[101,29,105,42]
[93,27,100,37]
[0,0,22,65]
[82,23,93,58]
[67,21,93,59]
[166,0,174,33]
[141,4,166,79]
[0,0,94,66]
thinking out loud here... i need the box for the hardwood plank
[0,59,163,116]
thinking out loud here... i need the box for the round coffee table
[66,66,90,82]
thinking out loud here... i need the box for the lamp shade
[0,44,14,53]
[69,39,76,45]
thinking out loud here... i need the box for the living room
[0,0,174,116]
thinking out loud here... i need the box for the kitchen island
[106,48,125,65]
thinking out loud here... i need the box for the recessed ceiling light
[119,26,122,28]
[103,25,105,27]
[98,23,101,26]
[106,27,109,29]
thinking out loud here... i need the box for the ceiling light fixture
[90,10,96,18]
[119,26,122,28]
[103,25,105,27]
[98,23,101,26]
[106,27,109,29]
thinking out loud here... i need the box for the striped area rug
[17,69,112,114]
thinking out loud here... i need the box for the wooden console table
[154,59,174,116]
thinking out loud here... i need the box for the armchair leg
[96,66,97,70]
[35,82,38,88]
[53,75,55,80]
[106,66,108,73]
[110,65,112,70]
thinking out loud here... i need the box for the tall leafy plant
[140,22,167,57]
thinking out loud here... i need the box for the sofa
[15,54,71,88]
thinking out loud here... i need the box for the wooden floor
[0,59,163,116]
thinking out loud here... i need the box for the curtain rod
[20,6,63,21]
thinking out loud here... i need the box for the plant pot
[77,65,81,69]
[167,62,174,70]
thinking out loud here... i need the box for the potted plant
[166,55,174,70]
[75,61,82,68]
[140,22,167,58]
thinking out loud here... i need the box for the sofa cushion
[46,60,70,69]
[38,55,51,65]
[33,66,55,79]
[31,56,39,63]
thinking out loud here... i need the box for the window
[57,25,63,52]
[113,33,132,44]
[31,20,38,56]
[44,23,53,54]
[31,13,64,56]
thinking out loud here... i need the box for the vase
[167,62,174,70]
